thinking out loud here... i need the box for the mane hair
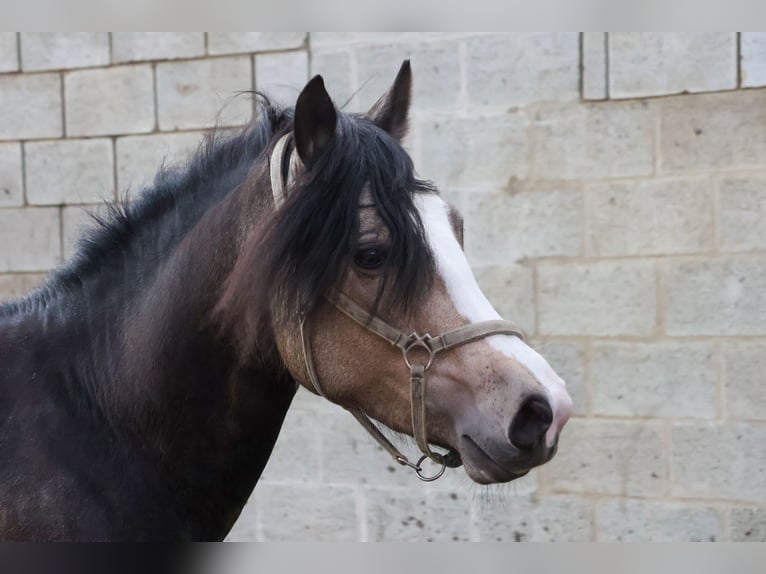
[0,96,290,318]
[218,110,436,353]
[59,100,290,287]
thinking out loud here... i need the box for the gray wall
[0,33,765,542]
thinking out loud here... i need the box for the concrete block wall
[0,33,764,542]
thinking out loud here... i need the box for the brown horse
[0,61,571,541]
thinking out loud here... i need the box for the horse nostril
[509,396,553,450]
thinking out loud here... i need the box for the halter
[270,134,526,481]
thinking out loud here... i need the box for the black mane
[1,98,290,319]
[63,101,290,287]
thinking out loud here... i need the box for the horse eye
[354,246,388,270]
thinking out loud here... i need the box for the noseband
[270,134,525,481]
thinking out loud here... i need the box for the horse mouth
[459,435,532,484]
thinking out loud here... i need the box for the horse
[0,61,572,541]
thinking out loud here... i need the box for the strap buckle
[395,454,447,482]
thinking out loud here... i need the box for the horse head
[224,61,572,484]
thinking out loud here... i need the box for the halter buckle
[395,453,447,482]
[402,333,435,370]
[414,454,447,482]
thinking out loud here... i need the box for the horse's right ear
[294,75,338,166]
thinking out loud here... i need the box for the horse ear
[294,75,338,166]
[367,60,412,141]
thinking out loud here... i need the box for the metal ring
[414,454,446,482]
[402,336,435,370]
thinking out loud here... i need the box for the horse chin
[458,435,535,485]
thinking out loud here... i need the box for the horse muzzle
[451,385,568,484]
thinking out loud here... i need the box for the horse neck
[71,169,296,539]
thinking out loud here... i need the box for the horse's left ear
[367,60,412,141]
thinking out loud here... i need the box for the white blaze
[415,194,572,447]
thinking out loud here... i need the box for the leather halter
[269,134,526,481]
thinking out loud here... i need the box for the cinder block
[25,139,114,205]
[0,143,23,207]
[258,406,321,484]
[723,342,766,421]
[156,57,253,131]
[591,341,717,418]
[20,32,109,71]
[739,33,766,88]
[309,50,355,110]
[224,493,259,541]
[66,65,155,136]
[254,483,359,541]
[0,33,18,72]
[0,73,62,140]
[472,264,535,335]
[662,255,766,336]
[318,410,422,488]
[421,491,473,542]
[310,33,427,46]
[718,177,766,252]
[582,32,607,100]
[534,101,653,179]
[659,90,766,172]
[0,273,46,302]
[419,113,529,190]
[366,488,471,541]
[463,187,583,264]
[609,33,736,98]
[540,419,667,497]
[255,50,309,106]
[440,190,465,217]
[537,260,656,336]
[465,33,579,106]
[207,33,306,55]
[310,33,364,46]
[365,488,429,542]
[474,494,592,542]
[596,498,721,542]
[0,208,61,272]
[729,507,766,541]
[111,32,205,63]
[355,40,461,111]
[586,179,713,256]
[672,422,766,502]
[531,340,586,416]
[116,131,204,193]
